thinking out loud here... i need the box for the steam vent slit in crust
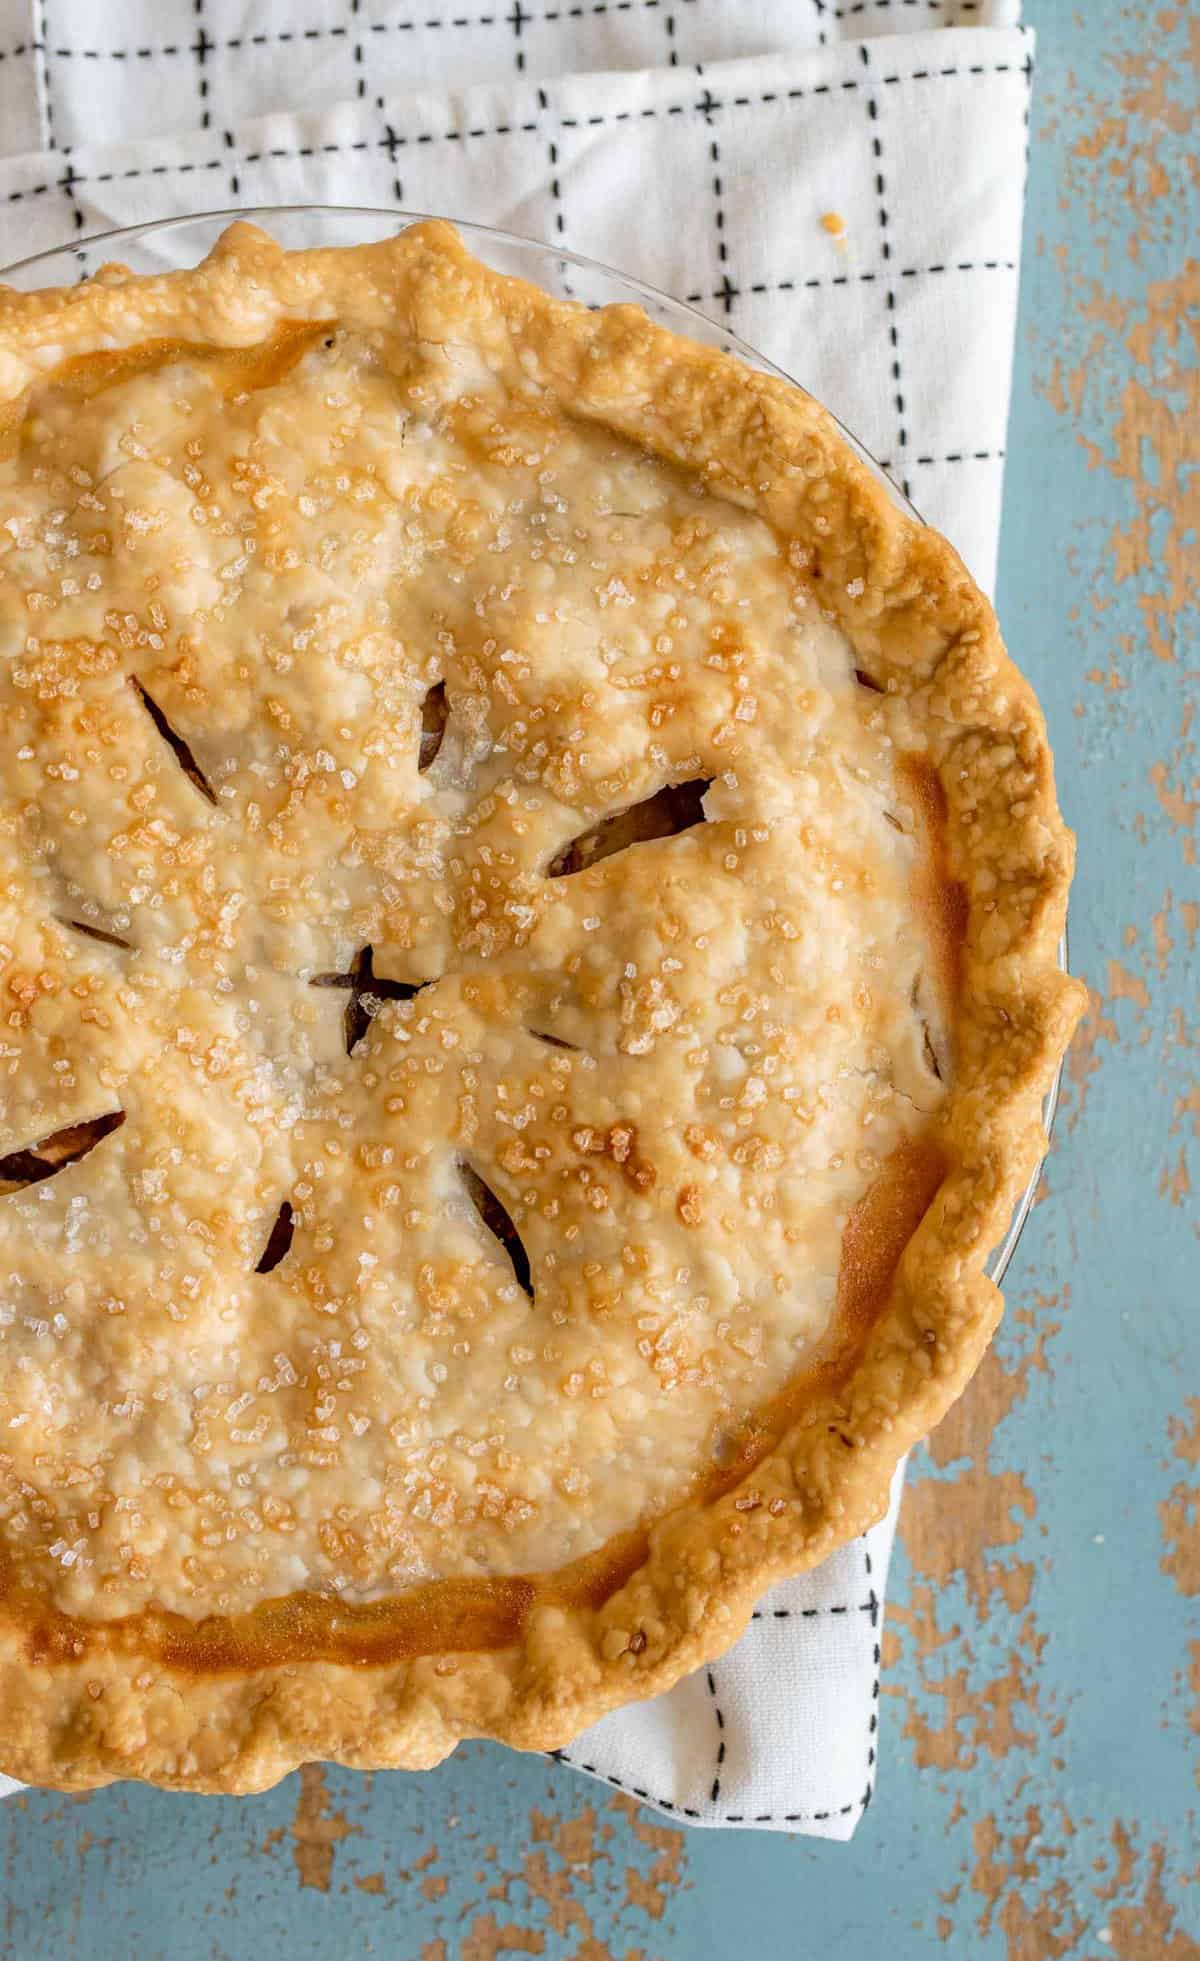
[0,220,1084,1791]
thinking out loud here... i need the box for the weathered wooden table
[2,3,1195,1954]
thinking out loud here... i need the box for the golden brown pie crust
[0,221,1083,1791]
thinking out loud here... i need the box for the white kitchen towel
[0,1,1032,1836]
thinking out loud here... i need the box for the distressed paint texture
[0,3,1196,1955]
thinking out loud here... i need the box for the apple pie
[0,220,1082,1790]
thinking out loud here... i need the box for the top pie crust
[0,220,1083,1791]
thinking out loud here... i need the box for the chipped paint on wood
[1160,1403,1200,1598]
[289,1765,355,1893]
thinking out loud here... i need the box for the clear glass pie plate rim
[0,202,1064,1289]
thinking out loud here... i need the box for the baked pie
[0,220,1082,1791]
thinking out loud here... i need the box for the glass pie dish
[0,207,1078,1792]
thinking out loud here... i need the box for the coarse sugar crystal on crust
[0,219,1084,1791]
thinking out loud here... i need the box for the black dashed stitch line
[1020,31,1035,185]
[191,0,211,131]
[877,448,1006,469]
[525,0,673,13]
[705,1665,725,1803]
[551,63,1027,137]
[550,1752,705,1818]
[30,1,690,65]
[507,0,530,75]
[240,141,370,161]
[697,65,737,319]
[833,0,979,12]
[131,122,542,185]
[813,0,828,49]
[862,43,911,503]
[537,86,566,243]
[222,127,239,202]
[864,1540,880,1805]
[192,0,212,134]
[239,141,369,162]
[351,0,364,102]
[1,155,233,206]
[549,1749,869,1826]
[97,161,221,184]
[683,259,1015,304]
[44,81,1023,204]
[11,38,1018,86]
[750,1599,877,1620]
[899,258,1017,275]
[239,27,347,45]
[57,154,84,237]
[33,1,55,152]
[380,113,404,206]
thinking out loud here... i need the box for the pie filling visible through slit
[0,221,1081,1789]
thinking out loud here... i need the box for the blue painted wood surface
[1,3,1196,1954]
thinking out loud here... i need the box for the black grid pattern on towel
[12,0,1021,152]
[0,28,1031,586]
[549,1533,882,1827]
